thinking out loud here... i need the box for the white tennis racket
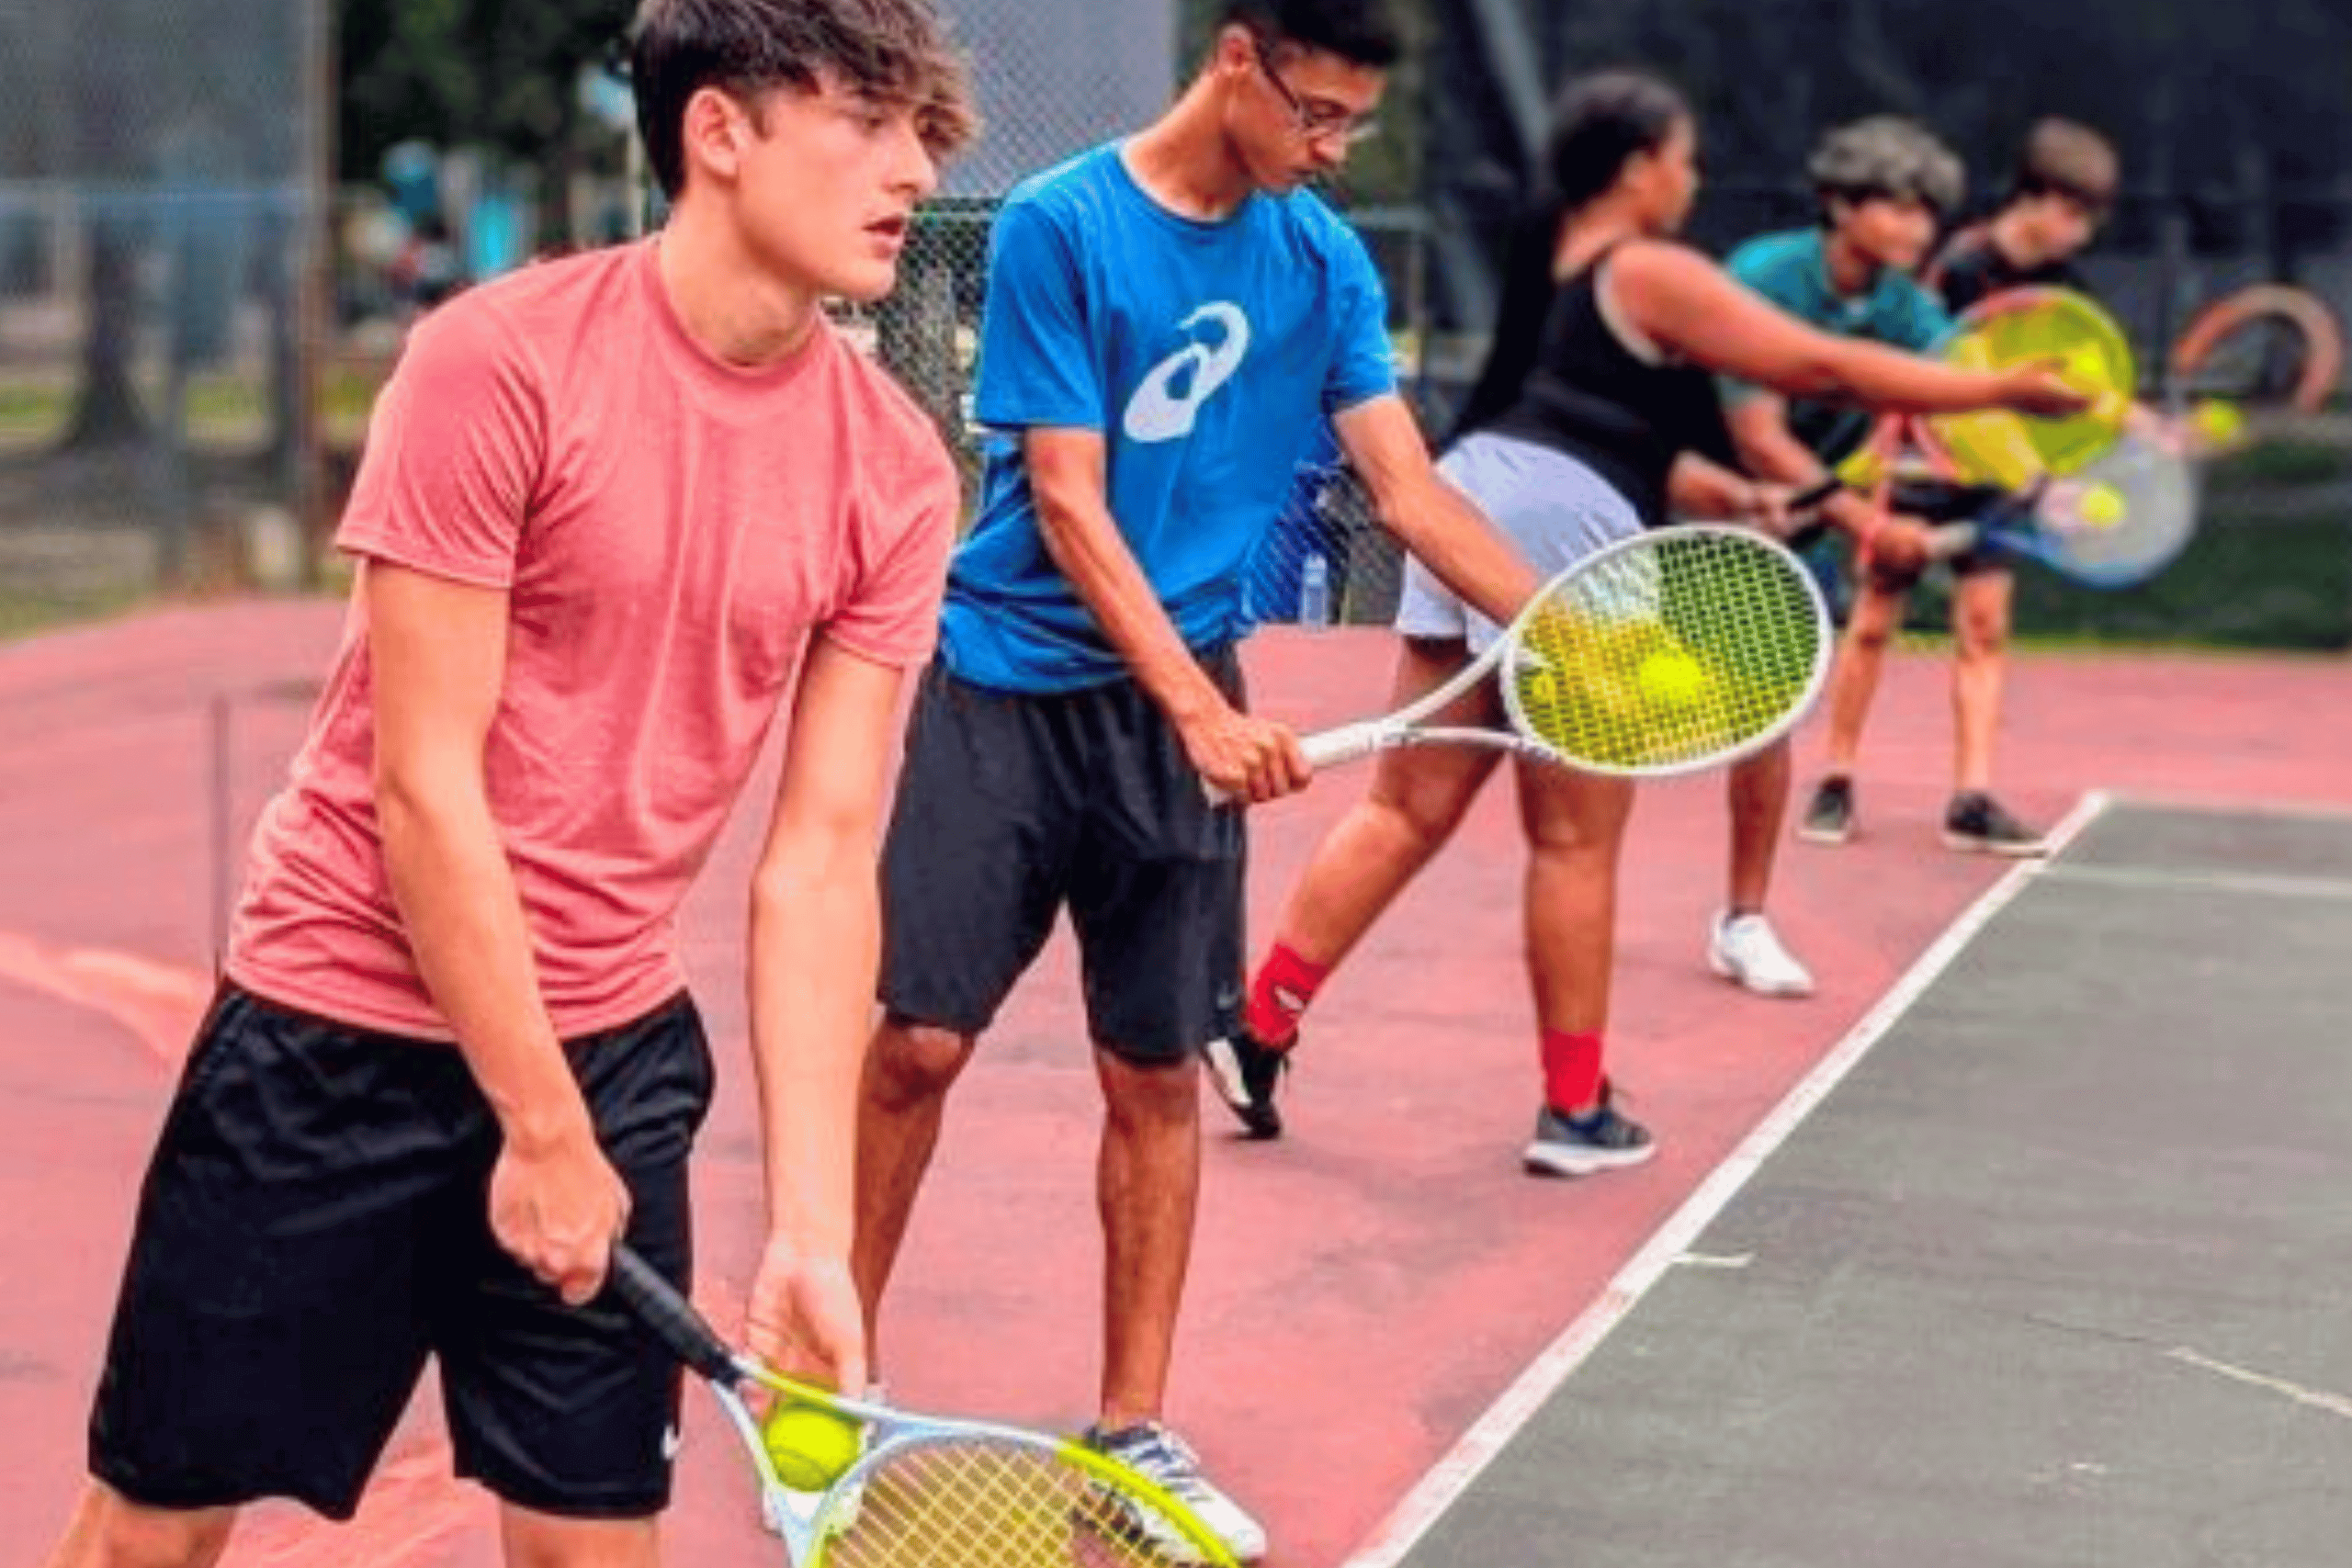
[605,1245,1238,1566]
[1254,524,1832,787]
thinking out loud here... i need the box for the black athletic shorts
[89,984,712,1520]
[878,651,1248,1064]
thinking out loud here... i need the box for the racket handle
[606,1243,739,1384]
[1299,721,1389,773]
[1926,522,1980,561]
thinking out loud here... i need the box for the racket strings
[1509,533,1824,771]
[826,1438,1204,1566]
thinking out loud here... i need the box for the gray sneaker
[1942,791,2049,856]
[1084,1419,1267,1563]
[1798,775,1855,844]
[1523,1082,1656,1178]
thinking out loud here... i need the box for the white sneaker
[1708,911,1815,998]
[1086,1420,1268,1563]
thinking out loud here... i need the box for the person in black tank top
[1209,72,2089,1176]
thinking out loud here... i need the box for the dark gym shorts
[88,983,713,1520]
[878,649,1248,1064]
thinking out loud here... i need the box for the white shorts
[1396,432,1644,655]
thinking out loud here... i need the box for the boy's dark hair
[2013,117,2119,214]
[1221,0,1404,68]
[630,0,978,199]
[1543,70,1690,214]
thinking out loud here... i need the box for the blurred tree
[341,0,635,243]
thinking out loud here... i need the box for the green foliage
[339,0,635,182]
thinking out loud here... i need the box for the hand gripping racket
[605,1245,1238,1567]
[1270,524,1831,784]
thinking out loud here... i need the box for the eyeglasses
[1252,38,1379,147]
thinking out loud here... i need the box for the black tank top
[1457,226,1738,527]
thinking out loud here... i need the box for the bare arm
[1724,395,1931,567]
[739,636,909,1390]
[1329,393,1539,626]
[368,559,627,1304]
[1026,426,1305,802]
[1611,243,2086,418]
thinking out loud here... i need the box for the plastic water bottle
[1297,552,1331,627]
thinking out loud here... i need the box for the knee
[866,1017,974,1107]
[1845,610,1897,655]
[1098,1052,1199,1134]
[1954,604,2007,660]
[501,1513,657,1568]
[78,1495,233,1568]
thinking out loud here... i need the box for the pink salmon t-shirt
[227,240,958,1040]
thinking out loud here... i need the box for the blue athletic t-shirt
[941,143,1397,693]
[1723,227,1953,461]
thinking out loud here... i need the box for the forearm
[1376,471,1539,626]
[1812,342,2012,417]
[379,784,583,1149]
[1036,491,1225,720]
[1667,453,1752,517]
[747,851,877,1260]
[1730,414,1878,541]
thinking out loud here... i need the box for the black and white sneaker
[1085,1420,1268,1563]
[1942,791,2049,856]
[1797,775,1856,844]
[1202,1027,1289,1140]
[1522,1082,1656,1178]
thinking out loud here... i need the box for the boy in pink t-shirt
[46,4,976,1565]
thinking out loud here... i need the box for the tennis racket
[1838,287,2137,494]
[1249,524,1831,785]
[1922,425,2198,587]
[605,1245,1238,1567]
[2165,282,2346,454]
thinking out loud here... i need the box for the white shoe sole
[1794,823,1852,845]
[1941,830,2050,857]
[1201,1038,1251,1112]
[1707,947,1815,998]
[1521,1140,1657,1178]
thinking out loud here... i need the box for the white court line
[2041,862,2352,904]
[1337,788,2115,1568]
[2099,788,2352,823]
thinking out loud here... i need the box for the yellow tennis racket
[1839,287,2137,492]
[605,1246,1238,1567]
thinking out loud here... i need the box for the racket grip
[606,1243,739,1383]
[1299,721,1388,773]
[1926,522,1981,561]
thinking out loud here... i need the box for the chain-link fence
[0,0,329,632]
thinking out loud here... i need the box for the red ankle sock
[1540,1029,1604,1113]
[1245,942,1329,1047]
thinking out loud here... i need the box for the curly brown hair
[630,0,978,197]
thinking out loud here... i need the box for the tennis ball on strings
[2075,482,2128,528]
[1635,649,1710,709]
[762,1400,863,1490]
[2191,398,2245,447]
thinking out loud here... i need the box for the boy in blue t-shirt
[854,3,1537,1557]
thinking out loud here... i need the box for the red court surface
[2,599,2346,1567]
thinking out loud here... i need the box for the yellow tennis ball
[2075,482,2127,527]
[1636,650,1709,708]
[761,1401,863,1490]
[2192,398,2245,446]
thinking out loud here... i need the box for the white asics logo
[1123,303,1251,444]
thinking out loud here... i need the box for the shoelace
[1112,1425,1216,1503]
